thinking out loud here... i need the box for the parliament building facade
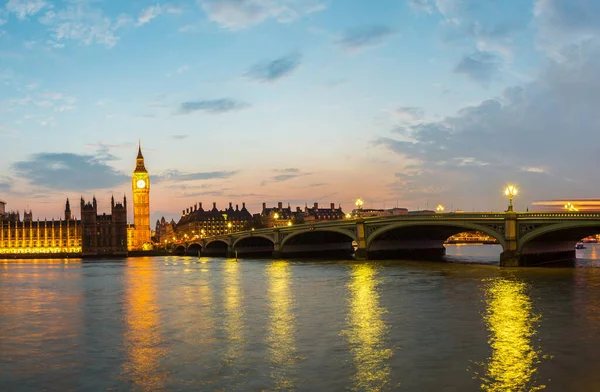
[0,146,151,257]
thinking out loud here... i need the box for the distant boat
[576,243,586,249]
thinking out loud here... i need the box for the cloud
[176,65,190,74]
[39,2,132,47]
[0,176,12,191]
[200,0,325,30]
[11,153,129,191]
[178,99,249,114]
[408,0,433,13]
[171,134,189,140]
[246,53,301,82]
[9,90,77,111]
[157,169,239,182]
[137,5,161,26]
[375,38,600,204]
[534,0,600,57]
[261,168,310,185]
[6,0,48,20]
[454,50,502,86]
[393,107,425,123]
[337,25,395,51]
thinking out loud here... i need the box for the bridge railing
[200,211,600,242]
[517,212,600,219]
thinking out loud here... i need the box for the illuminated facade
[0,196,128,257]
[131,144,151,250]
[531,199,600,212]
[172,202,253,241]
[0,199,80,255]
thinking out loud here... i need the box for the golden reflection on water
[344,263,393,392]
[223,260,244,364]
[267,261,297,390]
[479,278,545,392]
[122,261,167,391]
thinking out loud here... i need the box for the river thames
[2,245,600,391]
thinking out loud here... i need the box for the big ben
[132,143,151,249]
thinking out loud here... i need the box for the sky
[1,0,600,224]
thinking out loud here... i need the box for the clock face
[136,179,146,189]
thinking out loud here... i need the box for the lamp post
[504,185,518,212]
[345,213,352,219]
[355,198,363,217]
[227,222,232,233]
[273,212,279,228]
[436,204,444,213]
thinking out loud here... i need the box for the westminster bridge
[173,211,600,267]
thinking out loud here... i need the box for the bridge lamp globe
[355,198,364,210]
[345,213,352,219]
[436,204,444,213]
[287,221,292,226]
[504,185,518,211]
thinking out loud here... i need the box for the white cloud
[6,0,48,20]
[176,65,190,74]
[137,5,161,26]
[39,3,131,47]
[200,0,325,30]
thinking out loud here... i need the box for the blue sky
[1,0,599,223]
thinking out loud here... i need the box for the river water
[2,245,600,391]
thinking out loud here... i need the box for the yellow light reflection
[267,261,297,390]
[223,260,244,364]
[344,264,392,392]
[479,278,545,392]
[122,261,167,391]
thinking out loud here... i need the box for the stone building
[80,196,128,256]
[259,201,346,228]
[0,199,81,256]
[154,217,177,245]
[168,202,253,241]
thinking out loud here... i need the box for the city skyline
[2,0,600,223]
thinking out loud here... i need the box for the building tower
[132,142,151,249]
[65,198,72,220]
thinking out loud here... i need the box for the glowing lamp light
[564,202,578,212]
[345,213,353,219]
[355,198,364,210]
[504,185,518,211]
[287,221,292,226]
[436,204,444,213]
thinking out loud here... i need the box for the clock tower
[132,143,151,250]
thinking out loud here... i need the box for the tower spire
[134,141,147,173]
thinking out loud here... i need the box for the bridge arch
[233,235,275,258]
[187,243,202,256]
[518,221,600,253]
[203,239,229,257]
[367,221,507,249]
[174,245,186,255]
[279,228,357,258]
[232,234,274,248]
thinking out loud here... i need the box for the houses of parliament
[0,146,152,257]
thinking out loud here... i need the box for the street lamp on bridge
[436,204,444,213]
[504,185,518,212]
[355,198,364,218]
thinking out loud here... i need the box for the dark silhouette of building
[81,196,128,256]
